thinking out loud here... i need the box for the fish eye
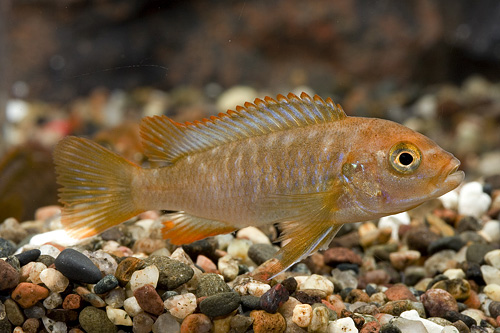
[389,142,422,174]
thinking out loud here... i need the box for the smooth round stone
[152,313,180,333]
[384,284,417,302]
[199,292,241,317]
[106,306,132,326]
[79,306,117,333]
[230,314,253,333]
[466,243,495,264]
[15,249,41,266]
[299,274,334,294]
[484,284,500,301]
[0,237,16,257]
[163,293,197,319]
[133,284,164,316]
[115,257,144,286]
[196,273,231,297]
[142,255,194,290]
[0,259,20,291]
[54,249,102,284]
[389,250,421,270]
[4,298,24,326]
[94,275,119,294]
[328,317,358,333]
[218,255,239,282]
[226,239,253,263]
[181,237,218,260]
[241,295,262,311]
[485,249,500,269]
[431,278,471,301]
[260,283,289,314]
[181,313,213,333]
[428,236,465,255]
[443,268,466,280]
[39,268,69,293]
[248,243,278,265]
[133,313,154,333]
[458,182,491,218]
[481,265,500,285]
[23,304,46,319]
[309,304,330,332]
[292,304,312,327]
[421,289,458,317]
[36,254,55,268]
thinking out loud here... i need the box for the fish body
[54,93,464,278]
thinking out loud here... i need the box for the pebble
[0,259,20,290]
[143,255,194,290]
[22,317,41,333]
[43,291,63,310]
[15,249,41,266]
[484,284,500,301]
[400,309,444,333]
[11,282,50,308]
[481,265,500,285]
[328,317,358,332]
[310,304,330,332]
[123,296,143,317]
[479,220,500,243]
[248,243,278,265]
[133,284,164,316]
[114,256,144,286]
[79,306,117,333]
[0,237,17,257]
[292,303,312,327]
[196,254,218,273]
[5,298,24,326]
[218,254,239,281]
[299,274,334,294]
[484,249,500,269]
[42,316,67,333]
[163,293,197,319]
[85,250,118,276]
[132,312,154,333]
[428,236,465,255]
[250,310,286,333]
[236,226,272,244]
[378,212,411,241]
[324,247,363,266]
[227,239,253,264]
[458,182,492,218]
[199,291,241,317]
[94,274,119,294]
[106,306,133,326]
[152,313,180,333]
[54,248,102,284]
[39,268,69,293]
[129,264,159,291]
[421,289,459,317]
[431,278,471,301]
[196,273,231,297]
[104,288,126,308]
[384,284,417,301]
[39,244,61,258]
[467,243,495,264]
[180,313,212,333]
[62,294,81,310]
[230,314,254,333]
[260,283,289,313]
[389,250,421,271]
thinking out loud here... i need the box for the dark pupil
[398,152,413,166]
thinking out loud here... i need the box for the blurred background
[1,0,499,222]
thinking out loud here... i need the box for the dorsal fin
[140,92,346,164]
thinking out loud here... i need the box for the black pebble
[293,291,321,305]
[199,292,241,317]
[241,295,261,311]
[248,243,278,266]
[94,275,119,294]
[443,310,476,328]
[281,277,298,294]
[336,263,360,273]
[15,249,41,266]
[55,248,102,284]
[427,236,465,255]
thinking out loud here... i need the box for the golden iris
[389,142,422,174]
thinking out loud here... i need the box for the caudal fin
[53,136,144,239]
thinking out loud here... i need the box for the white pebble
[227,239,253,265]
[29,230,80,247]
[124,296,143,317]
[292,303,312,327]
[236,226,271,244]
[390,317,427,333]
[39,244,61,258]
[163,293,197,319]
[42,316,67,333]
[130,265,159,291]
[246,281,271,297]
[43,292,63,310]
[29,262,47,285]
[484,249,500,269]
[299,274,334,295]
[105,288,126,308]
[215,234,234,251]
[441,326,459,333]
[484,284,500,301]
[439,190,459,210]
[106,306,133,326]
[218,255,239,282]
[479,220,500,243]
[443,268,465,280]
[481,265,500,285]
[400,310,444,333]
[378,212,410,241]
[327,317,358,333]
[458,182,491,218]
[39,268,69,293]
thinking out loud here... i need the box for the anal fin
[161,212,236,245]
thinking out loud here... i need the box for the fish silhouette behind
[53,92,464,278]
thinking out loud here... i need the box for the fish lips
[442,157,465,191]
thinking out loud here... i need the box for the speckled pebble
[0,259,20,291]
[200,291,241,317]
[218,254,239,281]
[114,256,144,286]
[94,274,119,294]
[164,293,197,319]
[143,255,194,290]
[43,291,63,310]
[328,317,358,332]
[421,289,459,317]
[0,237,17,257]
[4,298,24,326]
[62,294,81,310]
[260,283,289,314]
[431,278,471,301]
[11,282,50,308]
[196,273,231,297]
[79,306,117,333]
[250,310,286,333]
[384,284,417,301]
[292,303,312,327]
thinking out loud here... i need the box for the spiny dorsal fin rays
[140,92,346,164]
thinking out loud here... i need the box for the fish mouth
[443,157,465,189]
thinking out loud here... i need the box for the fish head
[340,118,464,216]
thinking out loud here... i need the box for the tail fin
[53,136,144,239]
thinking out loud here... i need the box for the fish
[53,92,464,279]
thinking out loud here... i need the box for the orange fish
[53,93,464,278]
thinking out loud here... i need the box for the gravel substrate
[1,180,500,333]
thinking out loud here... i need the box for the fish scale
[53,92,464,279]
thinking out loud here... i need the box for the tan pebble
[389,250,421,271]
[292,304,312,327]
[236,226,271,244]
[326,294,346,317]
[115,257,145,286]
[35,205,61,221]
[250,310,286,333]
[180,313,212,333]
[213,313,233,333]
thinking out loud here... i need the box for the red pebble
[134,284,164,316]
